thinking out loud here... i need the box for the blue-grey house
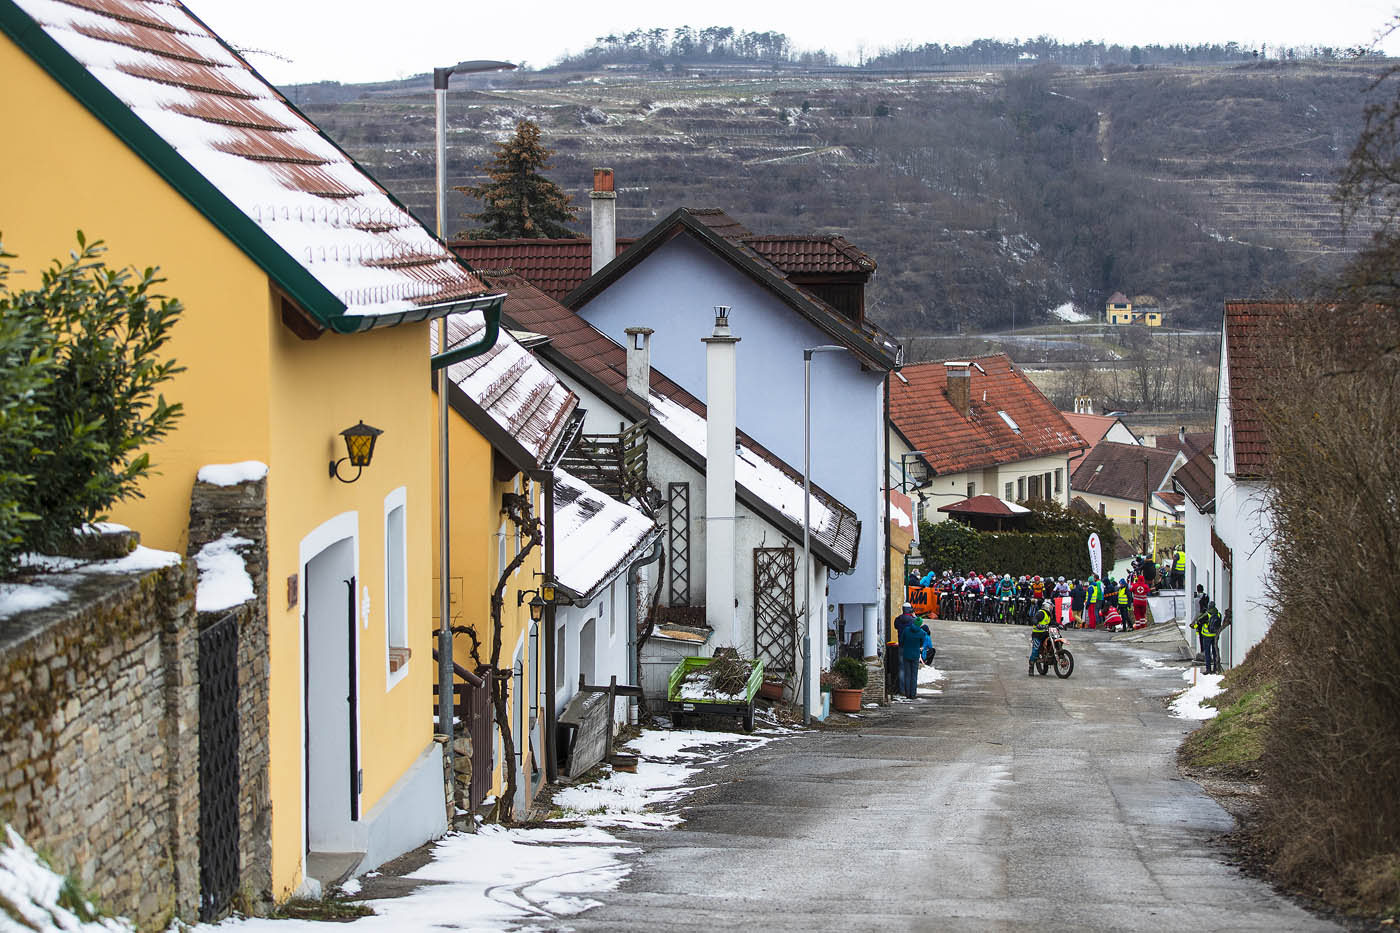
[557,207,902,657]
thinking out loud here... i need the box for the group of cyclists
[905,568,1152,632]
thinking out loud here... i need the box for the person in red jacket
[1130,575,1150,628]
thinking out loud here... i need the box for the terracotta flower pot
[831,687,863,713]
[758,680,784,701]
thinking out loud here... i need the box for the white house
[491,273,863,718]
[550,468,660,734]
[1193,301,1282,669]
[558,202,900,664]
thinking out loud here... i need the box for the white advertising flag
[1088,533,1103,578]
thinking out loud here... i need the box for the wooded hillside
[289,58,1383,338]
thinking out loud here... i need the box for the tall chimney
[945,362,971,417]
[590,167,616,274]
[703,306,741,647]
[624,326,653,402]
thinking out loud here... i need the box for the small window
[1017,477,1026,501]
[385,488,409,683]
[966,482,976,498]
[1098,503,1106,516]
[997,410,1021,434]
[1130,508,1137,525]
[555,624,566,691]
[1054,469,1063,494]
[498,520,509,577]
[1004,482,1013,500]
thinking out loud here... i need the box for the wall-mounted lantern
[330,421,383,484]
[516,589,546,622]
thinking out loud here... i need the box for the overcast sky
[184,0,1400,85]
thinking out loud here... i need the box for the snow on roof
[432,311,578,465]
[649,393,834,534]
[15,0,489,322]
[552,468,658,599]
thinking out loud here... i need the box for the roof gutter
[431,299,504,370]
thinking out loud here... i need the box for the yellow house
[1106,292,1163,326]
[432,312,580,817]
[1,0,506,900]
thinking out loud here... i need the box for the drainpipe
[430,300,503,791]
[543,474,558,784]
[626,540,665,724]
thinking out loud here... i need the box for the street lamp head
[803,344,848,361]
[434,59,516,89]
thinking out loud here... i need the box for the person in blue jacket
[898,612,931,699]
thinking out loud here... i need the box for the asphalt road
[569,620,1335,933]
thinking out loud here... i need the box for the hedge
[917,499,1113,579]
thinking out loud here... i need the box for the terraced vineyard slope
[288,59,1384,339]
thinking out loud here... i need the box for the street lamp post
[802,345,849,725]
[433,58,514,784]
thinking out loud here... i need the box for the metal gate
[466,669,494,812]
[753,548,796,674]
[198,611,240,922]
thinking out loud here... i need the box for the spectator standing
[898,613,928,699]
[1069,579,1086,627]
[893,603,919,696]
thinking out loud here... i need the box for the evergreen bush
[832,656,868,690]
[0,242,53,572]
[1,234,183,564]
[917,499,1113,578]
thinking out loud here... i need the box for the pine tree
[456,120,579,239]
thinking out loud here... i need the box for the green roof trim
[0,1,480,335]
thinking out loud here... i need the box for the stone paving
[566,619,1336,932]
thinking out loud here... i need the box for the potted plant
[829,657,868,713]
[758,675,785,701]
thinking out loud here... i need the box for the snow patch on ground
[1048,301,1091,323]
[0,825,133,931]
[193,534,255,613]
[553,727,780,829]
[1170,668,1225,720]
[197,461,268,486]
[917,664,946,685]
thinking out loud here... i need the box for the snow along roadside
[201,724,787,931]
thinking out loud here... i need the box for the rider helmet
[902,602,913,612]
[1004,574,1011,581]
[1058,576,1066,583]
[1042,599,1053,610]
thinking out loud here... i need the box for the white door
[305,537,358,852]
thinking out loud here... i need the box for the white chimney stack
[590,167,616,274]
[703,306,740,647]
[624,326,653,402]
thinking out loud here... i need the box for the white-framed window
[966,481,975,498]
[1004,482,1013,500]
[498,519,509,577]
[1054,468,1063,494]
[1017,477,1026,501]
[384,487,409,688]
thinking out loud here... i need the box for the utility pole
[1141,455,1151,558]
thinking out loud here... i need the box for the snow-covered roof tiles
[552,468,658,600]
[432,312,578,467]
[8,0,494,332]
[489,274,861,573]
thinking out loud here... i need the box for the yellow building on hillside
[2,0,507,901]
[1105,292,1163,326]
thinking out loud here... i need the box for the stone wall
[0,561,200,927]
[188,475,272,914]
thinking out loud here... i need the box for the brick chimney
[590,167,616,274]
[703,307,740,646]
[945,362,971,417]
[624,326,653,403]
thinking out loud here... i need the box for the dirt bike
[1032,625,1075,678]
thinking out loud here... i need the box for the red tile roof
[450,238,632,302]
[1173,445,1216,511]
[1223,301,1288,477]
[486,273,861,571]
[889,354,1085,476]
[1071,441,1180,502]
[1155,490,1185,509]
[742,235,876,275]
[937,495,1030,517]
[1062,412,1123,449]
[1146,431,1212,458]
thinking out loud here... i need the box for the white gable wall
[575,235,886,619]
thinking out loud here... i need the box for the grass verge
[1179,681,1273,778]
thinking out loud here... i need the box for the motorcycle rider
[1029,599,1053,675]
